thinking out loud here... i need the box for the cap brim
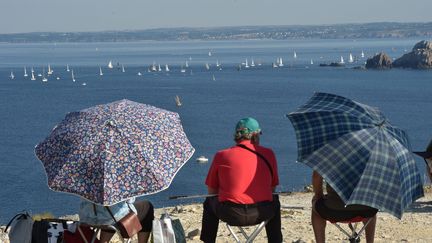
[413,151,432,158]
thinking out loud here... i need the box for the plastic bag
[4,211,34,243]
[152,213,185,243]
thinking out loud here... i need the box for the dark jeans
[315,198,377,222]
[200,195,282,243]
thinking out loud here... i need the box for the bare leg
[99,231,115,243]
[137,232,151,243]
[311,208,326,243]
[363,215,377,243]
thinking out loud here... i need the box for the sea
[0,38,431,224]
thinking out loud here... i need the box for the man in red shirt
[200,117,282,243]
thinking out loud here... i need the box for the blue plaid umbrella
[35,99,195,205]
[287,92,423,218]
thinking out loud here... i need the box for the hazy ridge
[1,22,431,43]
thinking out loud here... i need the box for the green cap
[235,117,261,134]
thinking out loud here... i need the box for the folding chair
[329,216,375,243]
[225,220,268,243]
[77,223,131,243]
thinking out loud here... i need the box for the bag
[31,218,76,243]
[117,211,142,238]
[105,206,142,238]
[63,225,100,243]
[4,211,34,243]
[152,213,185,243]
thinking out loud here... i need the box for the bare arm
[312,171,324,201]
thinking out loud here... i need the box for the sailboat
[108,61,113,69]
[293,51,297,59]
[251,59,255,67]
[24,67,28,77]
[71,70,76,82]
[9,71,15,80]
[99,67,103,76]
[278,57,284,67]
[244,59,249,68]
[158,64,162,72]
[205,63,210,70]
[185,61,189,68]
[340,56,345,64]
[208,51,212,57]
[361,50,365,58]
[42,68,48,82]
[122,65,125,73]
[47,64,53,75]
[165,64,170,72]
[137,72,142,76]
[151,62,157,72]
[212,74,216,81]
[216,60,220,67]
[175,95,182,107]
[66,64,70,72]
[180,65,186,73]
[310,59,314,65]
[272,62,278,68]
[31,72,36,81]
[348,53,354,63]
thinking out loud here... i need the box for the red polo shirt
[205,140,279,204]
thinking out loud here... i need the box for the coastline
[2,190,432,243]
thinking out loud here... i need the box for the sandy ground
[2,191,432,243]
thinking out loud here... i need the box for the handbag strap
[105,206,118,223]
[236,144,274,178]
[4,212,30,232]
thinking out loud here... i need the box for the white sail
[99,67,103,76]
[47,64,53,75]
[251,59,255,67]
[278,57,284,67]
[310,59,314,65]
[66,64,70,72]
[158,64,162,72]
[216,60,220,67]
[122,65,125,73]
[42,68,47,82]
[24,67,28,77]
[348,53,354,63]
[272,62,278,68]
[108,61,113,69]
[205,63,210,70]
[340,56,345,64]
[71,70,76,82]
[137,72,142,76]
[293,51,297,59]
[185,61,189,68]
[165,64,169,72]
[10,71,15,79]
[212,74,216,81]
[208,51,212,56]
[31,72,36,81]
[245,58,249,68]
[361,50,365,58]
[175,95,182,107]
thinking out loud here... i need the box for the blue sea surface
[0,38,431,224]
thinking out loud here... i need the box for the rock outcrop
[393,40,432,69]
[365,52,393,69]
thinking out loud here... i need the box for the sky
[1,0,432,34]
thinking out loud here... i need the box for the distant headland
[0,22,431,43]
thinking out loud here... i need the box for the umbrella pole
[169,191,292,200]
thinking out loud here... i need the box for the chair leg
[226,221,267,243]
